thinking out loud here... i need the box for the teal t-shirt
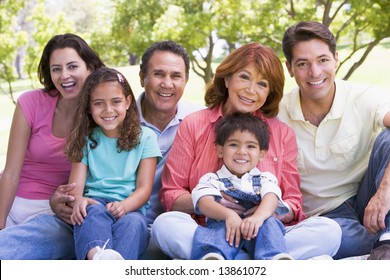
[81,126,162,214]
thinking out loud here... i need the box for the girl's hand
[107,201,126,219]
[225,212,243,248]
[241,216,264,240]
[70,196,89,225]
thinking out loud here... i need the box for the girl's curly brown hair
[65,67,141,162]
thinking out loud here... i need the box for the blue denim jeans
[323,128,390,259]
[0,213,75,260]
[190,216,286,260]
[74,198,149,260]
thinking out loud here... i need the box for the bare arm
[0,104,30,228]
[107,157,156,219]
[364,160,390,234]
[68,162,89,225]
[172,193,194,213]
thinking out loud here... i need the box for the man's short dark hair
[282,21,336,64]
[140,40,190,79]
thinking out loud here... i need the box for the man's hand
[364,186,390,234]
[50,183,76,224]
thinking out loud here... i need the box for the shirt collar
[287,78,345,121]
[208,104,266,123]
[216,164,261,179]
[136,92,182,129]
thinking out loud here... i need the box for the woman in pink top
[152,42,342,260]
[0,34,105,230]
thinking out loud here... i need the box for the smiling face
[286,38,338,103]
[222,63,270,115]
[50,47,91,101]
[89,81,131,138]
[140,50,187,116]
[217,129,265,178]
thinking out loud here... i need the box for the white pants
[151,211,342,260]
[6,196,54,227]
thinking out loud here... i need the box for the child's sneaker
[92,239,124,260]
[93,247,124,260]
[272,253,294,260]
[201,252,225,260]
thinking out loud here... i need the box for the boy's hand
[241,216,264,240]
[225,211,243,248]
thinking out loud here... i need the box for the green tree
[24,0,73,87]
[107,0,170,66]
[153,1,217,85]
[282,0,390,79]
[0,0,28,103]
[158,0,390,83]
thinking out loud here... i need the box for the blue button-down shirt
[136,92,204,223]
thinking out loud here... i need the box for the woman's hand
[220,192,246,216]
[274,210,294,224]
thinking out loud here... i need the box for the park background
[1,0,390,170]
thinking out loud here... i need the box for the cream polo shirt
[278,79,390,216]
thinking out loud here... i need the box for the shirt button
[273,157,278,162]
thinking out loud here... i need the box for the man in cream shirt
[278,21,390,260]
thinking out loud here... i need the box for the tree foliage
[0,0,28,103]
[107,0,389,84]
[24,0,73,87]
[1,0,390,98]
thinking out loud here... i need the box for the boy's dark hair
[139,40,190,79]
[282,21,336,64]
[215,113,269,150]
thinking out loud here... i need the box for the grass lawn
[1,45,390,169]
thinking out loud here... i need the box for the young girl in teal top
[65,67,161,260]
